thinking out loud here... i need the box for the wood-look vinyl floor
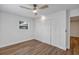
[0,39,72,55]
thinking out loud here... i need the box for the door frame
[66,10,70,49]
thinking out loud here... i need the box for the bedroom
[0,4,79,55]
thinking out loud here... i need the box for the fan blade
[19,6,32,10]
[39,5,48,9]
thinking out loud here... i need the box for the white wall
[70,8,79,17]
[70,21,79,37]
[0,12,34,48]
[34,17,50,44]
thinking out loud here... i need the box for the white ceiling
[0,4,79,18]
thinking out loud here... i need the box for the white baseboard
[51,43,66,50]
[0,37,34,48]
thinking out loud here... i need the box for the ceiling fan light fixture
[33,9,37,13]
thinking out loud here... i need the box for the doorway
[70,16,79,54]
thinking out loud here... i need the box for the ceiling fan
[19,4,48,15]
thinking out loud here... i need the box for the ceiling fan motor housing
[33,4,37,10]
